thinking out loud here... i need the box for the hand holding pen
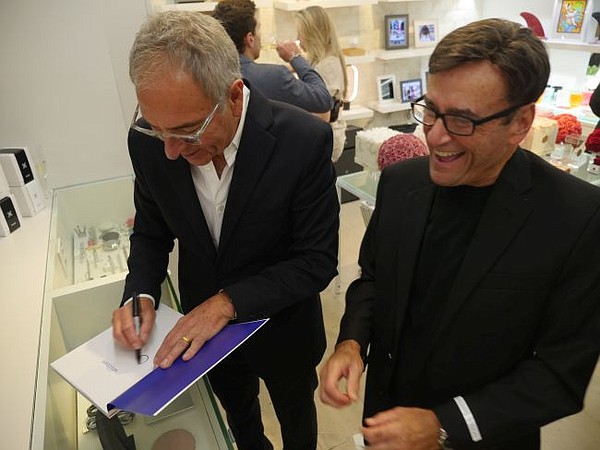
[112,293,156,363]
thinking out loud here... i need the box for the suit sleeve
[433,206,600,448]
[121,131,175,307]
[278,57,333,113]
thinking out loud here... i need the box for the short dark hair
[213,0,257,54]
[429,18,550,106]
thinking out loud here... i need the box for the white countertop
[0,207,51,449]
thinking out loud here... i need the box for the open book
[51,304,268,418]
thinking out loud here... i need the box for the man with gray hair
[112,11,339,450]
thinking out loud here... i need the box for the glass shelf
[31,176,232,450]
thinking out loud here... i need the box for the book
[50,304,268,418]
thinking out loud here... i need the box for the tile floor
[255,200,600,450]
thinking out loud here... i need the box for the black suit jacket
[124,86,339,377]
[339,149,600,449]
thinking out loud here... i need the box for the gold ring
[181,336,191,344]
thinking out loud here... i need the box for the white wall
[0,0,147,189]
[482,0,595,90]
[0,0,593,189]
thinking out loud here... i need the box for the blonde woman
[296,6,348,162]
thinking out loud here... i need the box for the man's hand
[153,291,235,369]
[112,296,156,352]
[276,40,303,63]
[319,339,364,407]
[362,407,441,450]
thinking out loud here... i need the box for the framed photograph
[414,20,438,48]
[376,75,397,102]
[384,14,409,50]
[400,79,423,103]
[552,0,591,40]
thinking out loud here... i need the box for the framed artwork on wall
[384,14,409,50]
[400,79,423,103]
[552,0,591,40]
[413,20,439,48]
[376,75,397,102]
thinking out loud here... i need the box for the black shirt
[391,184,493,406]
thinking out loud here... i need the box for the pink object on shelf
[377,133,429,170]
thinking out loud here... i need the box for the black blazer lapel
[218,89,276,256]
[387,183,437,368]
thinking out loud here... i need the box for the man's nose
[425,117,452,147]
[163,138,182,160]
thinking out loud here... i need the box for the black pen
[132,292,142,364]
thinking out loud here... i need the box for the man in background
[320,18,600,450]
[213,0,333,115]
[112,11,339,450]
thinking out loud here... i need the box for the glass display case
[31,176,233,449]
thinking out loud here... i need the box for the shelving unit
[345,53,376,65]
[156,0,270,12]
[273,0,377,11]
[340,104,374,121]
[376,47,434,61]
[369,101,411,114]
[544,40,600,53]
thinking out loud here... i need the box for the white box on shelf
[0,147,46,216]
[0,147,36,186]
[0,164,9,196]
[9,182,45,217]
[0,193,23,236]
[521,116,559,156]
[355,127,400,172]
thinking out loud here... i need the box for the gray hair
[129,11,241,103]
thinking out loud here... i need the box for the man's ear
[508,103,535,145]
[244,31,255,51]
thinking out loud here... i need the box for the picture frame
[376,75,397,102]
[551,0,591,41]
[413,20,438,48]
[384,14,409,50]
[400,79,423,103]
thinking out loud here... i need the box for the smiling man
[319,18,600,450]
[112,11,339,450]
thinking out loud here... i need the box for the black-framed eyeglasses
[130,100,222,145]
[410,95,528,137]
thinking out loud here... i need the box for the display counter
[28,177,232,449]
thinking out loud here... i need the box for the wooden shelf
[339,104,374,121]
[544,39,600,53]
[274,0,376,11]
[376,47,434,61]
[345,53,376,65]
[369,101,411,114]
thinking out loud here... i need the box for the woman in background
[296,6,348,162]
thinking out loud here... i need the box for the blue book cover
[51,304,268,417]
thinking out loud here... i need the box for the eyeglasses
[130,100,222,145]
[410,95,528,137]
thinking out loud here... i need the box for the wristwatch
[437,427,453,449]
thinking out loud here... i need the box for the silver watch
[437,427,453,449]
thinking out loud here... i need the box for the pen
[132,292,142,364]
